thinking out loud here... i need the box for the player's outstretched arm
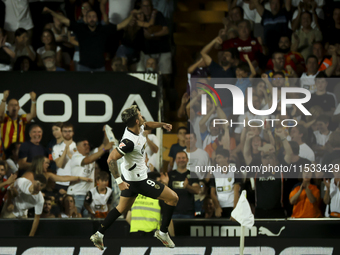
[144,122,172,131]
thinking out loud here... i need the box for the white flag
[231,190,254,229]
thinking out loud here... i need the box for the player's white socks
[159,230,167,236]
[96,231,104,238]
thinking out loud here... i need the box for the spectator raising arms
[43,7,139,71]
[0,90,36,158]
[67,134,113,216]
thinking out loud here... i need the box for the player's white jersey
[117,125,148,181]
[86,187,113,213]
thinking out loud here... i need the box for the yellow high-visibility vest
[130,194,161,233]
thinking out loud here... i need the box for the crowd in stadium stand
[1,0,340,234]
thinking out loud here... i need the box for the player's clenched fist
[163,123,172,132]
[118,182,130,191]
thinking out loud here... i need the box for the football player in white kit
[90,105,178,250]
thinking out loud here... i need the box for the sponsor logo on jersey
[119,142,126,148]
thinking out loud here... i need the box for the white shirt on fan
[4,0,34,31]
[324,178,340,215]
[145,134,160,171]
[67,150,96,195]
[12,178,44,217]
[52,141,77,186]
[212,171,236,208]
[314,131,332,146]
[299,143,315,162]
[184,148,210,180]
[300,72,319,93]
[108,0,135,24]
[87,186,113,213]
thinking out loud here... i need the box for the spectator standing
[52,123,76,192]
[138,0,172,77]
[300,55,319,92]
[194,180,208,217]
[67,136,113,216]
[254,0,292,55]
[162,151,199,218]
[266,52,296,78]
[322,132,340,176]
[36,29,62,68]
[221,20,263,64]
[289,170,322,218]
[291,12,323,60]
[84,171,113,218]
[0,28,16,71]
[201,36,236,78]
[230,0,257,23]
[0,174,47,237]
[305,74,337,115]
[280,140,311,216]
[324,169,340,218]
[43,7,136,71]
[324,7,340,46]
[3,0,33,44]
[115,10,148,70]
[12,28,36,61]
[143,128,160,171]
[313,116,331,160]
[254,145,286,218]
[46,122,63,172]
[313,42,332,72]
[0,90,36,155]
[301,46,338,92]
[289,125,315,162]
[210,148,241,218]
[168,127,187,171]
[184,133,210,180]
[291,0,323,32]
[234,54,257,95]
[44,11,74,68]
[201,37,237,115]
[100,0,136,24]
[18,124,48,172]
[266,35,305,76]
